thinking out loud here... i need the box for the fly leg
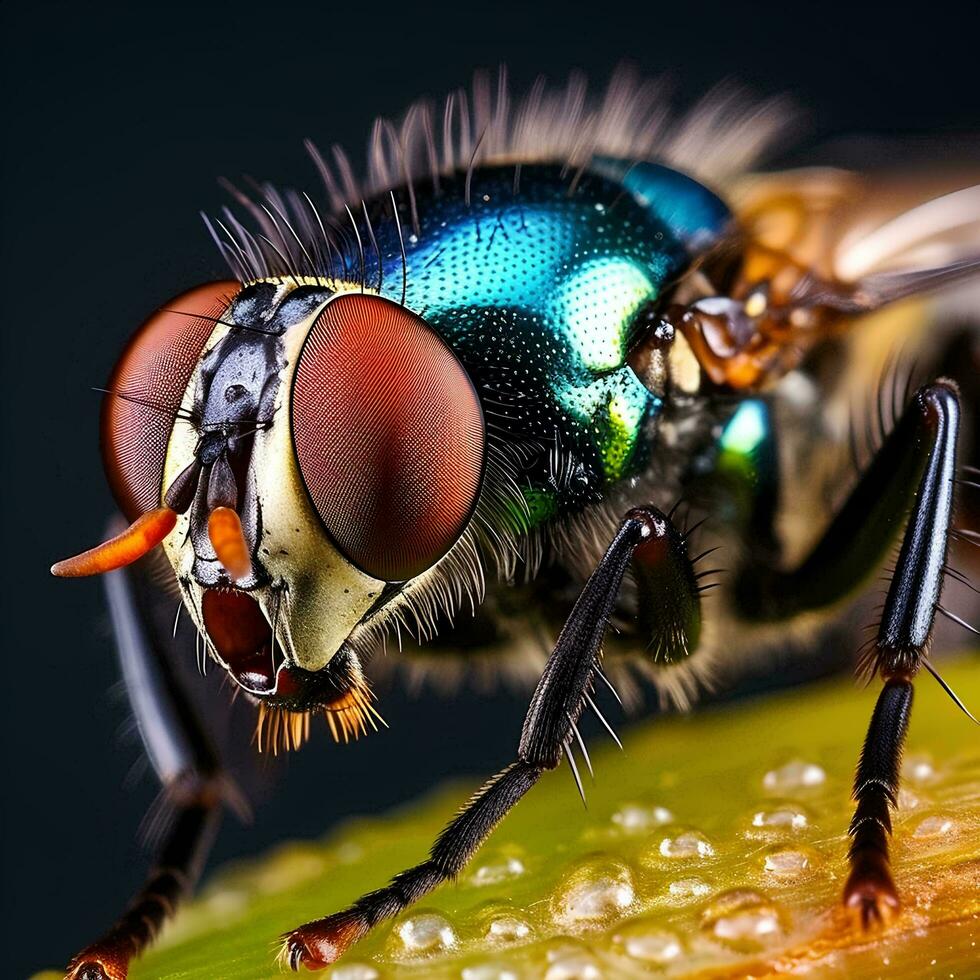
[844,380,963,925]
[283,505,690,970]
[737,381,964,926]
[844,679,912,925]
[65,550,227,980]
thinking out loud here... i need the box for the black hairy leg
[66,797,221,980]
[845,381,964,925]
[844,679,912,926]
[283,505,698,969]
[65,548,227,980]
[737,381,967,926]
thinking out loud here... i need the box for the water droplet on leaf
[610,803,673,833]
[485,914,533,944]
[391,911,458,956]
[462,965,520,980]
[668,877,711,900]
[750,803,809,832]
[330,965,380,980]
[470,856,526,886]
[903,753,937,784]
[700,889,785,952]
[913,814,956,838]
[544,947,604,980]
[610,919,683,963]
[763,847,812,878]
[552,857,636,928]
[763,760,826,792]
[656,828,714,859]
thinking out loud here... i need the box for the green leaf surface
[37,659,979,979]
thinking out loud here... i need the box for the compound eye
[292,293,485,582]
[101,281,238,520]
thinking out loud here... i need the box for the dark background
[1,2,978,976]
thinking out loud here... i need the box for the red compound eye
[101,281,238,520]
[292,293,485,581]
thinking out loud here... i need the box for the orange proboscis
[207,506,253,580]
[51,506,177,577]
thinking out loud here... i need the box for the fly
[51,68,979,977]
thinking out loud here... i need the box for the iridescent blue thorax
[364,162,730,524]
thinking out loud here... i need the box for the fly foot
[65,944,129,980]
[843,865,900,929]
[281,910,369,971]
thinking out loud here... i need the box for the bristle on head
[254,704,312,755]
[323,681,387,744]
[252,681,387,753]
[209,67,792,285]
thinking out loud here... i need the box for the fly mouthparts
[51,507,177,577]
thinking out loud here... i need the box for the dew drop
[668,877,711,900]
[750,803,809,832]
[391,911,457,956]
[544,949,604,980]
[486,914,533,944]
[700,889,785,952]
[470,856,527,887]
[657,828,714,859]
[610,802,674,833]
[897,788,922,810]
[763,847,812,878]
[610,919,683,964]
[763,760,826,792]
[462,965,520,980]
[912,814,956,837]
[903,753,937,784]
[330,965,380,980]
[552,857,636,928]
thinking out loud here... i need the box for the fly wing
[830,174,980,284]
[731,165,980,306]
